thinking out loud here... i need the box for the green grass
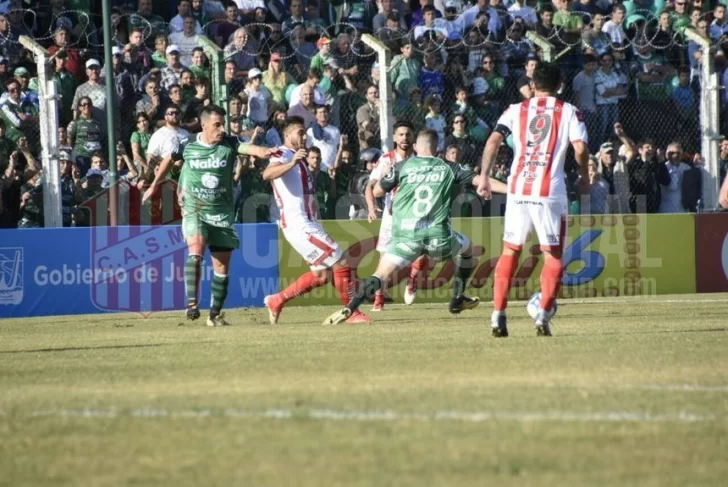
[1,295,728,486]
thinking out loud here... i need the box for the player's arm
[373,162,401,198]
[365,161,385,221]
[237,142,282,160]
[473,173,507,194]
[570,109,591,194]
[262,149,308,181]
[477,127,507,199]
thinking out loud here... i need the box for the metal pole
[101,0,118,225]
[196,36,228,131]
[19,36,62,228]
[361,34,393,152]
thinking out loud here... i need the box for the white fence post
[361,34,393,153]
[684,28,721,210]
[19,36,62,228]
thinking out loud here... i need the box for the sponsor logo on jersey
[189,158,228,169]
[201,173,220,189]
[406,171,445,184]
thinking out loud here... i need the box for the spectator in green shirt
[0,79,38,146]
[131,112,152,171]
[390,39,423,101]
[67,96,104,176]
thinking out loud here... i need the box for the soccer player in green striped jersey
[143,104,279,326]
[323,129,507,325]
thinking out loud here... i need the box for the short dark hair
[308,67,323,80]
[422,5,436,13]
[393,120,414,131]
[583,54,598,64]
[314,104,329,113]
[678,65,690,75]
[532,62,561,93]
[200,104,226,122]
[283,116,305,133]
[308,146,321,156]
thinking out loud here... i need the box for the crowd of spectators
[0,0,725,229]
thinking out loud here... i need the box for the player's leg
[372,214,393,311]
[182,215,207,320]
[448,232,480,314]
[323,249,414,326]
[491,199,532,337]
[204,226,241,326]
[531,201,568,337]
[403,254,429,305]
[264,222,338,324]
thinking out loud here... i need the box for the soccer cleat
[346,310,372,323]
[206,313,231,327]
[449,295,480,314]
[264,294,283,324]
[403,283,417,305]
[491,313,509,338]
[535,312,553,337]
[371,292,385,312]
[322,308,351,326]
[186,306,201,321]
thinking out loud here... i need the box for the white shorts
[282,220,344,271]
[376,210,393,253]
[503,198,567,251]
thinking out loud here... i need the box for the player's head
[393,120,414,152]
[415,129,438,156]
[200,104,227,143]
[532,62,562,94]
[307,146,321,169]
[282,116,306,149]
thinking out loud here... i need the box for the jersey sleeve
[452,162,475,186]
[369,154,390,181]
[568,105,589,144]
[377,160,402,193]
[493,104,516,138]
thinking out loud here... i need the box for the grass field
[1,294,728,486]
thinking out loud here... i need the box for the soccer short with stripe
[282,220,344,271]
[182,211,240,250]
[503,197,567,252]
[376,210,394,253]
[384,231,471,268]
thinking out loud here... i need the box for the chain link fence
[0,4,718,229]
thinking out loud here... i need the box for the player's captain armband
[493,124,511,138]
[237,142,251,155]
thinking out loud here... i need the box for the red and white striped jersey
[496,96,587,201]
[269,146,317,228]
[369,149,409,212]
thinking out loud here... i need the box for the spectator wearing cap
[373,0,407,31]
[244,68,271,126]
[390,38,422,101]
[161,45,185,91]
[169,15,201,67]
[170,0,203,34]
[129,0,168,47]
[289,68,326,108]
[224,27,258,77]
[580,157,610,215]
[0,67,38,110]
[47,27,84,80]
[102,46,136,139]
[596,128,631,214]
[0,78,38,148]
[508,0,537,28]
[310,37,333,72]
[58,151,83,227]
[68,96,104,176]
[262,52,296,106]
[72,59,108,131]
[306,104,341,171]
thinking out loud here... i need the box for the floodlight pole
[101,0,118,225]
[18,35,62,228]
[526,31,554,63]
[684,27,720,210]
[361,33,393,152]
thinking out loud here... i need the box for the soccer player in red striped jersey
[477,62,590,337]
[262,116,370,324]
[365,120,430,311]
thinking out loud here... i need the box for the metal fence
[0,6,723,229]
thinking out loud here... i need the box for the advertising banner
[0,223,279,318]
[695,213,728,293]
[278,215,696,306]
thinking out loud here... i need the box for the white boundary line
[0,408,719,423]
[624,384,728,392]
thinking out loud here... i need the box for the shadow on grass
[0,343,168,354]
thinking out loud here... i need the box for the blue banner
[0,223,280,318]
